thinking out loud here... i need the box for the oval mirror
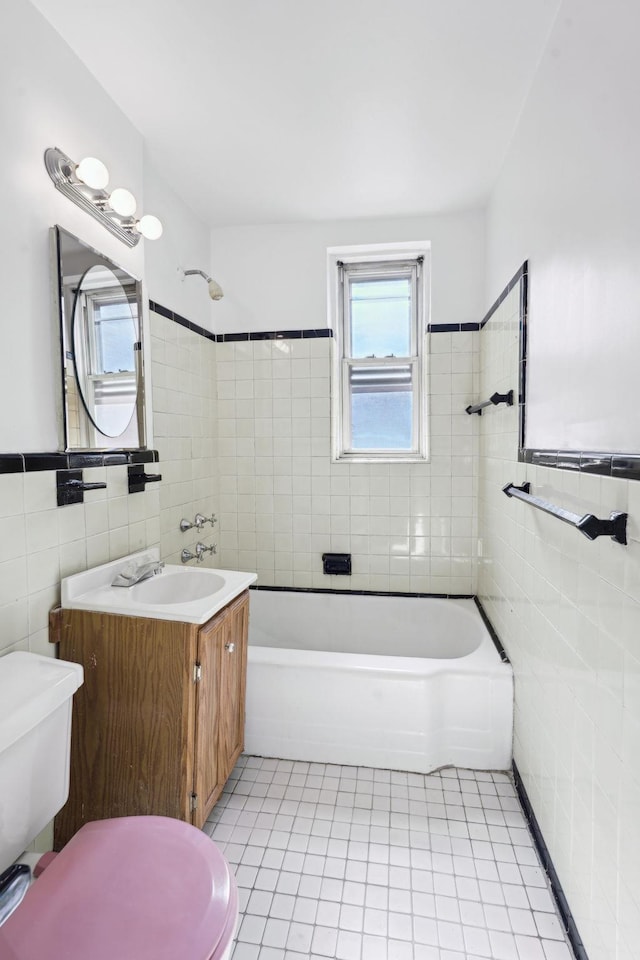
[71,263,138,438]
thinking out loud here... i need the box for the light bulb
[109,187,137,217]
[136,214,163,240]
[75,156,109,190]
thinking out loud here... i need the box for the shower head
[182,268,224,301]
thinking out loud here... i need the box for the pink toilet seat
[0,816,237,960]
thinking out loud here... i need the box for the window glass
[334,253,427,460]
[349,364,413,450]
[92,300,137,374]
[350,278,411,358]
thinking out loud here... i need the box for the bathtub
[245,590,513,774]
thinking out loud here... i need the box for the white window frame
[331,252,428,462]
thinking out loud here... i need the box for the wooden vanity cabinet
[54,590,249,849]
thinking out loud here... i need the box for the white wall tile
[214,335,478,592]
[478,284,640,960]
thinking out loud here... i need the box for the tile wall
[214,333,478,594]
[477,285,640,960]
[149,308,219,564]
[0,464,160,659]
[0,307,219,663]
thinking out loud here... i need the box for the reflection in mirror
[53,226,145,450]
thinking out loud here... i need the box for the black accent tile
[150,300,334,344]
[555,452,582,472]
[473,598,510,663]
[428,323,460,333]
[129,450,156,464]
[580,453,613,475]
[0,455,24,474]
[460,322,481,331]
[480,261,528,328]
[513,762,589,960]
[149,301,174,321]
[24,453,69,472]
[611,455,640,480]
[249,584,474,600]
[171,313,191,331]
[68,453,105,469]
[531,450,561,468]
[304,328,333,338]
[222,332,250,342]
[102,453,129,466]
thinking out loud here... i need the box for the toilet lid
[0,816,237,960]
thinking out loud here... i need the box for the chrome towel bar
[502,482,627,544]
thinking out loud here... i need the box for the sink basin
[131,570,226,605]
[61,549,257,624]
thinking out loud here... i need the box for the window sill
[333,453,429,464]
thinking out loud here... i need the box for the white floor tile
[213,758,576,960]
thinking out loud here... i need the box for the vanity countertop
[62,549,257,624]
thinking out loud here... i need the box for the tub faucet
[196,542,217,560]
[112,559,165,587]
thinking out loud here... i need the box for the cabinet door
[217,592,249,786]
[193,610,226,827]
[192,591,250,828]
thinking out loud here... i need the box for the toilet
[0,652,238,960]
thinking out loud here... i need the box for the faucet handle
[195,542,217,558]
[194,513,217,529]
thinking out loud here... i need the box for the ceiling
[31,0,560,227]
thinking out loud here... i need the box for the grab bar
[502,482,628,544]
[466,390,514,415]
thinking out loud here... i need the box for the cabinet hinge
[193,662,202,683]
[190,792,198,812]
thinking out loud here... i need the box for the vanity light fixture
[44,146,163,247]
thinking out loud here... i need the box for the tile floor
[205,756,575,960]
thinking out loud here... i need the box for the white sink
[61,549,257,624]
[131,570,226,605]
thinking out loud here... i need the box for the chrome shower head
[182,268,224,301]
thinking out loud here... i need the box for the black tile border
[473,597,510,663]
[428,322,481,333]
[480,261,528,329]
[520,448,640,480]
[149,299,332,343]
[513,762,589,960]
[0,449,159,474]
[148,300,216,342]
[250,584,474,600]
[0,455,25,474]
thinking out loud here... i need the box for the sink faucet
[112,559,165,587]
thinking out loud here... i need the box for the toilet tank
[0,652,84,872]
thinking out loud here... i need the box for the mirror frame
[52,226,147,452]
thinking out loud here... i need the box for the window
[334,256,427,460]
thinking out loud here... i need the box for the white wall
[0,0,214,453]
[210,212,485,334]
[143,151,215,332]
[0,0,144,453]
[487,0,640,454]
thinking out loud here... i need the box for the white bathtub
[245,590,513,774]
